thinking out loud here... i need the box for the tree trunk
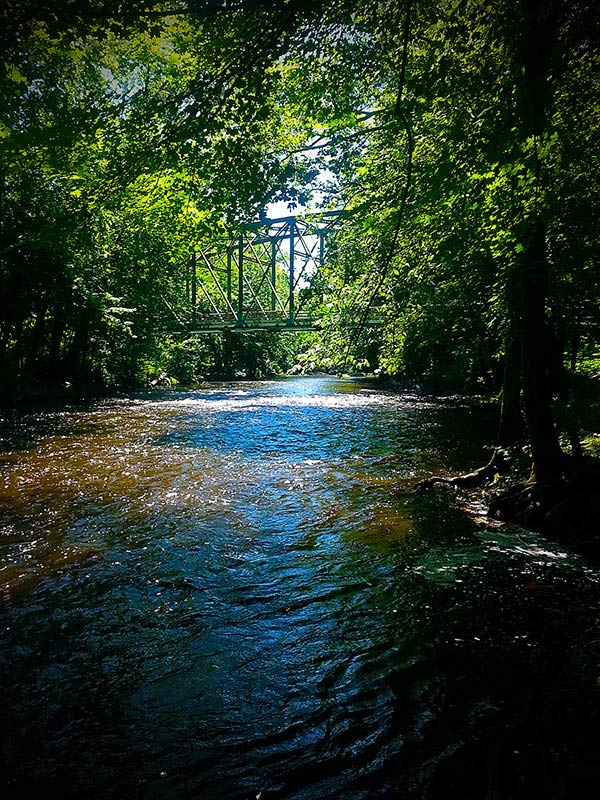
[47,309,66,382]
[12,314,25,376]
[517,0,564,484]
[64,303,91,381]
[26,295,49,377]
[498,266,526,446]
[520,223,563,483]
[498,332,525,446]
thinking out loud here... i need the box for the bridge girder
[183,212,342,332]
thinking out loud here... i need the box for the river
[1,377,599,798]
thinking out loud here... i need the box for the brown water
[1,377,598,799]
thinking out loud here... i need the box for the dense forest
[2,0,600,524]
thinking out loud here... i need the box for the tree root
[412,449,509,493]
[488,468,600,536]
[412,448,600,557]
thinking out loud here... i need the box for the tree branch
[343,0,414,357]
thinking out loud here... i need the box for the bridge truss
[183,211,345,332]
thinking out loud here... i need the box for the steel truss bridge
[179,211,346,332]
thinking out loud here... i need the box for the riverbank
[407,371,600,561]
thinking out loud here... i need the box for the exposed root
[412,449,509,493]
[412,445,600,558]
[488,463,600,542]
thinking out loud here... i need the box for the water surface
[1,378,598,798]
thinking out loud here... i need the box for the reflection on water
[0,377,598,799]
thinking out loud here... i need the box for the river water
[1,377,599,799]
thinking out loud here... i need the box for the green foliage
[1,0,599,423]
[0,6,303,393]
[150,336,213,385]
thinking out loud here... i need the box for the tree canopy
[2,0,600,489]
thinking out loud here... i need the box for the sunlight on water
[1,378,598,799]
[0,380,453,598]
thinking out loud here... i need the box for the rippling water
[1,378,598,799]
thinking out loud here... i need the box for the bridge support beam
[191,251,197,320]
[227,248,232,305]
[288,220,295,326]
[271,238,277,312]
[237,234,244,326]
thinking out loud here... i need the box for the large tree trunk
[498,332,525,447]
[517,0,564,484]
[520,223,564,483]
[498,267,526,447]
